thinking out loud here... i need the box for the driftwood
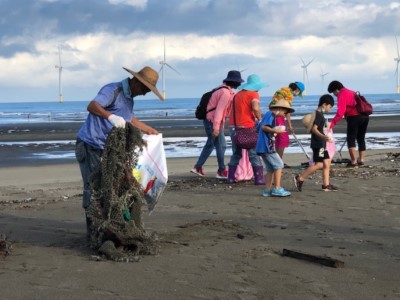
[282,248,344,268]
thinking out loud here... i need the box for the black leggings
[346,115,369,151]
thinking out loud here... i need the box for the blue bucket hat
[239,74,268,91]
[223,70,244,83]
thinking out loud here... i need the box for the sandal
[346,162,357,167]
[357,160,365,166]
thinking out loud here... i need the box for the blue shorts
[260,152,284,173]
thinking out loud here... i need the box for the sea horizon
[0,93,399,125]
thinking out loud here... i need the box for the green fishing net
[85,123,158,259]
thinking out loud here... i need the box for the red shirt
[330,87,359,129]
[228,90,260,128]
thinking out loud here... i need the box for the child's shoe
[262,188,271,197]
[271,187,291,197]
[294,175,304,192]
[322,184,338,191]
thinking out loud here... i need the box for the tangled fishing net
[85,123,158,261]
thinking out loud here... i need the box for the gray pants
[75,139,102,209]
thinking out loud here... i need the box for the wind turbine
[55,45,63,103]
[395,36,400,94]
[320,65,329,93]
[159,37,180,99]
[300,57,314,95]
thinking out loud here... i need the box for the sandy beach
[1,118,400,299]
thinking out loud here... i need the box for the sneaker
[271,187,291,197]
[216,169,228,179]
[294,175,304,192]
[346,162,357,168]
[322,184,338,191]
[190,166,205,177]
[262,188,271,197]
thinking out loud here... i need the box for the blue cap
[295,81,305,93]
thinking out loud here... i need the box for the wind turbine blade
[305,58,314,67]
[165,63,180,75]
[396,36,400,57]
[158,65,163,73]
[299,56,306,66]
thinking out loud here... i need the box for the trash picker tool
[292,132,313,166]
[338,138,346,160]
[332,138,351,164]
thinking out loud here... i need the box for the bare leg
[265,172,273,191]
[274,168,282,189]
[348,147,357,164]
[298,162,323,181]
[276,147,284,159]
[322,159,331,186]
[358,150,365,163]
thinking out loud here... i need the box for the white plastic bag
[132,134,168,212]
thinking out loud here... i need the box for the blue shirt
[256,111,275,154]
[77,78,135,149]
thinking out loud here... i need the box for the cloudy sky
[0,0,399,102]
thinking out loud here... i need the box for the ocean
[0,94,399,162]
[0,93,400,124]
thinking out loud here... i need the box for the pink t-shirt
[206,84,234,131]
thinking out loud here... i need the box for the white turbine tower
[320,65,329,93]
[159,37,180,99]
[300,57,314,95]
[395,36,400,94]
[55,45,63,103]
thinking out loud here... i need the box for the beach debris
[282,248,344,268]
[0,233,13,258]
[85,124,158,262]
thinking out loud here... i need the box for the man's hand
[108,114,126,128]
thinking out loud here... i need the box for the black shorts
[312,147,330,163]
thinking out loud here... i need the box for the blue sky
[0,0,399,102]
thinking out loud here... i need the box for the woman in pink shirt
[328,80,369,166]
[191,70,243,178]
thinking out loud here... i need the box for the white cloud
[108,0,148,10]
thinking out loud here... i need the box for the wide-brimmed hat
[123,66,164,101]
[269,99,295,113]
[301,112,316,133]
[223,70,244,83]
[239,74,268,91]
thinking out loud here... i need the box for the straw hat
[269,99,295,113]
[123,66,164,101]
[301,112,316,133]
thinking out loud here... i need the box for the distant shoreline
[0,115,400,142]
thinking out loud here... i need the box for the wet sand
[0,115,400,299]
[1,150,400,299]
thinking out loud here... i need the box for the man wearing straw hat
[75,66,163,236]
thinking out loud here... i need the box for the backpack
[354,91,373,116]
[195,86,229,120]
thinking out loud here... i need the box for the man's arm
[87,100,112,119]
[131,117,159,135]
